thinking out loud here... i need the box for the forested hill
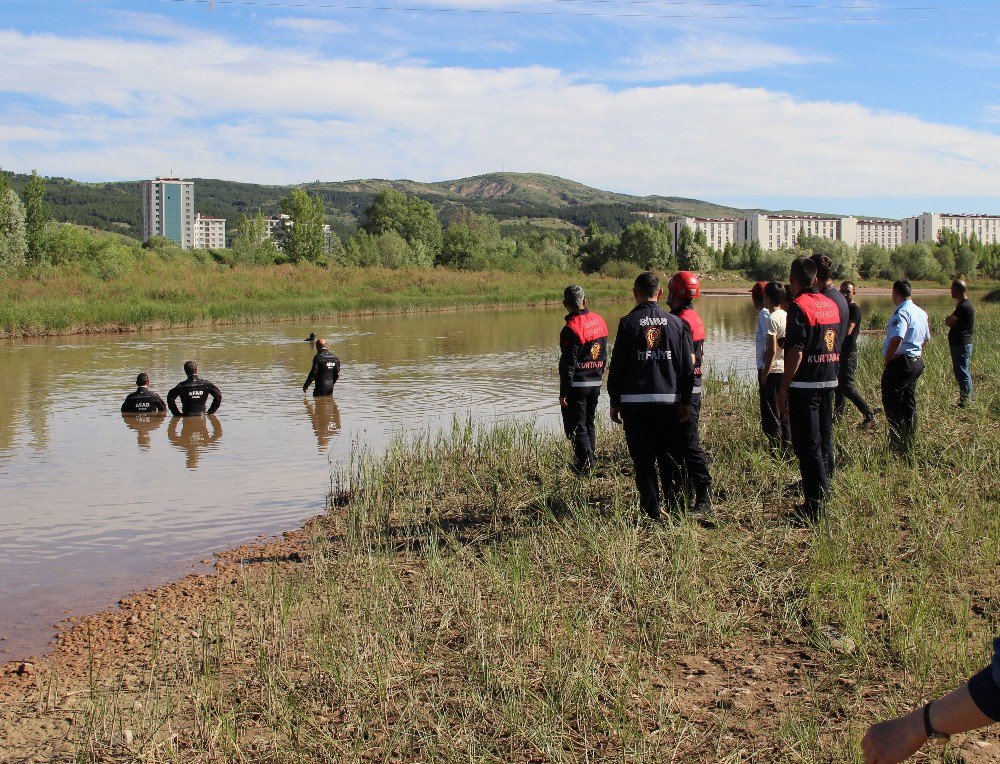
[3,170,785,241]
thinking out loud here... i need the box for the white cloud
[273,17,352,36]
[0,28,998,204]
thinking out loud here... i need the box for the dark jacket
[559,309,608,398]
[672,304,705,398]
[304,348,341,397]
[121,387,167,415]
[821,284,850,353]
[607,301,695,407]
[167,375,222,416]
[785,290,841,390]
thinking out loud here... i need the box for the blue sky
[1,0,998,217]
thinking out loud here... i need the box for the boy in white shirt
[761,282,790,446]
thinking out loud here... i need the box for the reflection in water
[167,415,223,470]
[304,397,341,452]
[122,413,166,450]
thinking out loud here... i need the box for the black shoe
[689,496,716,527]
[787,503,820,526]
[858,416,878,431]
[569,459,594,477]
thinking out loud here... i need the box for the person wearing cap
[836,281,878,428]
[167,361,222,417]
[751,281,771,439]
[303,338,341,397]
[944,279,974,407]
[777,257,841,522]
[607,272,695,519]
[667,271,714,522]
[559,285,609,475]
[881,280,930,455]
[121,372,167,415]
[760,282,790,448]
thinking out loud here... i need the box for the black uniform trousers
[881,355,924,454]
[788,388,830,515]
[818,387,836,478]
[620,404,683,518]
[760,373,791,446]
[678,395,712,497]
[562,388,600,470]
[835,351,874,420]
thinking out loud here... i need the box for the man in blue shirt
[881,280,930,455]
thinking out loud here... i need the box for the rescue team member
[945,279,975,407]
[121,372,167,415]
[862,635,1000,763]
[558,285,608,476]
[811,254,848,479]
[760,282,790,447]
[881,280,930,455]
[303,338,341,398]
[836,281,878,428]
[607,272,695,520]
[777,257,841,522]
[167,361,222,417]
[666,271,714,521]
[752,281,771,438]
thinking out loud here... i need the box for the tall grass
[15,308,1000,762]
[0,258,633,338]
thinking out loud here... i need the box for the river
[0,294,952,658]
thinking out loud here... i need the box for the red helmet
[668,271,701,300]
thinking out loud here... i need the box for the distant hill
[3,170,831,242]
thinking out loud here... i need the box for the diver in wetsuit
[303,339,341,397]
[121,372,167,415]
[167,361,222,417]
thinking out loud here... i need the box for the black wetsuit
[167,375,222,416]
[121,387,167,415]
[304,348,341,397]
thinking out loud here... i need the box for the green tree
[344,230,381,267]
[362,189,443,256]
[578,222,619,273]
[23,170,49,266]
[0,181,28,274]
[280,190,325,263]
[934,244,956,277]
[858,243,892,279]
[617,222,673,271]
[955,245,978,277]
[231,210,277,266]
[891,243,942,281]
[439,212,514,270]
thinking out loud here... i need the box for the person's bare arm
[862,684,995,764]
[762,333,777,377]
[945,314,957,327]
[777,348,802,416]
[847,321,857,335]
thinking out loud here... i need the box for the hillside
[3,170,822,242]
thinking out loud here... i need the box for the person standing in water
[167,361,222,417]
[303,339,341,397]
[121,372,167,415]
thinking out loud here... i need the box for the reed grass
[31,307,1000,761]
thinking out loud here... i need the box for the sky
[0,0,998,217]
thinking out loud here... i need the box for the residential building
[141,177,195,249]
[903,213,1000,246]
[264,214,336,253]
[856,219,903,249]
[671,217,740,253]
[193,213,226,249]
[737,214,859,251]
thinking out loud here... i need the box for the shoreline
[0,286,956,341]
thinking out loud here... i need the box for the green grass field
[49,304,999,762]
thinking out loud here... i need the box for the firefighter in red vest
[778,256,842,522]
[667,271,714,523]
[559,285,609,475]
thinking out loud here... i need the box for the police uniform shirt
[883,299,930,359]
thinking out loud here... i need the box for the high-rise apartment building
[856,219,903,249]
[141,177,195,249]
[671,217,740,254]
[903,213,1000,246]
[737,214,859,251]
[193,213,227,249]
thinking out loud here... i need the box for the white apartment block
[671,217,739,253]
[737,214,859,251]
[264,214,336,252]
[903,213,1000,246]
[141,177,195,249]
[193,213,226,249]
[856,219,903,249]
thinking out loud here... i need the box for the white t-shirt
[765,308,786,375]
[755,308,770,370]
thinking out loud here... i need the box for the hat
[750,282,767,297]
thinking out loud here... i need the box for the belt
[570,380,603,388]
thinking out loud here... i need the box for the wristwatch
[923,702,950,744]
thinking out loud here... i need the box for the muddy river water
[0,294,950,658]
